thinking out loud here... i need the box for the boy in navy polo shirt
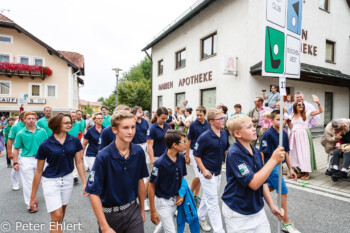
[86,110,149,233]
[149,130,187,233]
[193,108,229,233]
[222,114,285,233]
[98,105,131,151]
[185,106,210,206]
[260,110,300,233]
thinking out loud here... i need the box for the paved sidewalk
[284,136,350,198]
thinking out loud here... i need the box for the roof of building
[250,61,350,87]
[142,0,216,51]
[0,14,85,84]
[142,0,350,52]
[79,99,102,107]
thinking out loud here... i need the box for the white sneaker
[199,219,212,232]
[12,186,20,191]
[144,199,150,211]
[282,223,301,233]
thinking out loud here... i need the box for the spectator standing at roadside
[85,114,94,129]
[263,85,280,110]
[285,95,294,115]
[289,95,323,180]
[231,104,245,117]
[248,97,272,146]
[294,92,320,129]
[183,100,190,109]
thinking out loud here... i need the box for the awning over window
[250,61,350,87]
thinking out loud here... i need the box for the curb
[284,179,350,199]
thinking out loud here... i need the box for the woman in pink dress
[289,95,323,180]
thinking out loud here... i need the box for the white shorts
[86,156,96,169]
[138,142,147,154]
[222,202,271,233]
[42,173,74,213]
[189,149,200,177]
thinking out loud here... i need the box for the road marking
[287,183,350,203]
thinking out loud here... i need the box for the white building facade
[143,0,350,128]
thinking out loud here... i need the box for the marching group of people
[1,86,348,233]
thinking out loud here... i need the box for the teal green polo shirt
[102,114,111,127]
[4,124,12,144]
[8,121,26,141]
[36,117,53,137]
[68,121,80,138]
[77,119,86,133]
[13,127,48,157]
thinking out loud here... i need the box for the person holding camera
[263,85,280,110]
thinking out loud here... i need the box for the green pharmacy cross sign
[265,27,285,74]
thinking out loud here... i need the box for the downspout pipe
[144,50,152,112]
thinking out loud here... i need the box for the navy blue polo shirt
[85,142,149,207]
[36,134,83,178]
[193,128,229,173]
[222,141,265,215]
[187,120,210,150]
[132,118,149,144]
[146,122,171,157]
[259,127,289,163]
[84,125,105,157]
[150,152,187,199]
[98,126,115,151]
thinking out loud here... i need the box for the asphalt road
[0,152,349,233]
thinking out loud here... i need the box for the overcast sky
[2,0,197,101]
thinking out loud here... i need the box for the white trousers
[11,159,20,188]
[222,203,271,233]
[189,149,200,177]
[19,156,37,209]
[153,196,177,233]
[86,157,96,170]
[42,173,74,213]
[198,174,225,233]
[10,147,20,188]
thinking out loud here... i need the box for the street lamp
[112,68,122,106]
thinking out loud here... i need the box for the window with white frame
[46,84,57,97]
[33,57,44,66]
[0,54,10,62]
[30,83,41,97]
[19,56,30,64]
[0,34,12,43]
[0,81,10,95]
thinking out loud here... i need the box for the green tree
[97,97,104,102]
[84,103,94,115]
[102,93,116,115]
[117,56,151,111]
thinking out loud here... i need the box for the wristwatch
[13,162,18,166]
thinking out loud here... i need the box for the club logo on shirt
[262,140,267,147]
[89,171,95,182]
[194,143,199,150]
[98,138,101,145]
[238,163,250,176]
[151,167,158,176]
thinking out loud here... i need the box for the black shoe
[325,168,337,176]
[74,177,79,184]
[7,164,12,168]
[28,209,37,213]
[332,171,347,180]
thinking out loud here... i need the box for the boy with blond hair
[222,114,285,233]
[194,108,229,233]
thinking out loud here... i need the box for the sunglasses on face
[212,117,225,121]
[297,103,304,106]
